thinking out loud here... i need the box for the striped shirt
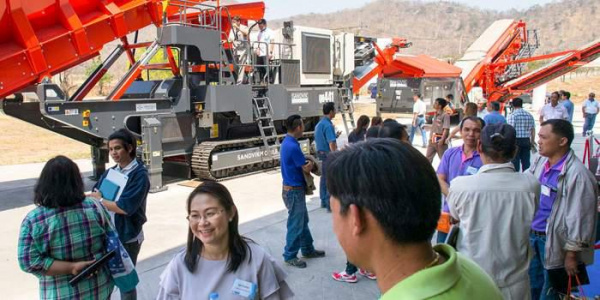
[18,198,114,299]
[507,108,535,139]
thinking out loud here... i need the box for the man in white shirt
[228,16,249,84]
[255,18,274,83]
[410,93,427,148]
[447,124,539,300]
[539,91,569,124]
[582,92,599,136]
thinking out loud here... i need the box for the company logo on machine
[318,91,334,103]
[390,80,408,88]
[291,93,309,104]
[236,147,279,161]
[136,103,157,112]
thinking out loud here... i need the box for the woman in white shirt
[157,182,293,300]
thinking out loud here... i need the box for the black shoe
[302,249,326,259]
[285,258,307,268]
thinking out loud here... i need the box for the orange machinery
[0,0,265,100]
[455,19,600,103]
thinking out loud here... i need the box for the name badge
[466,166,479,175]
[231,279,258,299]
[541,185,551,197]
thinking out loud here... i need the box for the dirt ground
[0,74,598,166]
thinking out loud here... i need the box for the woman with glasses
[157,181,293,299]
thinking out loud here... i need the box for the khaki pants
[426,141,448,163]
[499,278,531,300]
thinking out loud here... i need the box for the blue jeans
[120,241,142,300]
[529,233,559,300]
[410,116,427,146]
[512,138,531,172]
[318,152,330,210]
[282,189,315,261]
[583,113,597,134]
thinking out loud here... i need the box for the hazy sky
[239,0,557,20]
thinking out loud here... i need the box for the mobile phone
[69,250,116,286]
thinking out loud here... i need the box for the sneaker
[359,269,377,280]
[285,258,307,268]
[302,249,326,258]
[332,271,358,283]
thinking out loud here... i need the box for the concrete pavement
[0,104,597,299]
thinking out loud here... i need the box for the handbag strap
[90,198,114,231]
[566,274,587,299]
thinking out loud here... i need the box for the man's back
[507,108,535,137]
[448,164,539,288]
[314,117,335,152]
[483,111,506,125]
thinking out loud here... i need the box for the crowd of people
[17,91,599,300]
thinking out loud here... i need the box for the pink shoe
[332,271,358,283]
[359,269,377,280]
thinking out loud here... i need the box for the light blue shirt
[561,99,574,122]
[483,111,507,125]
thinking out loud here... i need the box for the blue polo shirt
[314,117,336,153]
[483,111,507,125]
[280,134,306,187]
[561,99,574,122]
[437,146,483,212]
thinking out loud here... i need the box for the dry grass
[547,73,600,103]
[0,112,90,165]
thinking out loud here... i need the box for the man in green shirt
[326,139,503,299]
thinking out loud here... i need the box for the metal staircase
[339,87,356,135]
[252,96,279,160]
[501,30,540,82]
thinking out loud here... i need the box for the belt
[283,185,304,191]
[417,115,424,117]
[531,229,546,236]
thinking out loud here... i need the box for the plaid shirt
[18,198,113,299]
[507,108,535,139]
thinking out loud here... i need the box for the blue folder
[99,179,120,201]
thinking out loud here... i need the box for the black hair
[34,156,85,208]
[108,128,137,159]
[352,115,370,136]
[366,127,380,139]
[435,98,447,109]
[379,120,408,141]
[184,181,252,273]
[285,114,303,132]
[413,93,421,98]
[460,116,485,130]
[481,128,517,162]
[541,119,574,147]
[323,102,335,115]
[563,91,570,99]
[491,101,500,111]
[326,139,440,244]
[551,91,560,99]
[258,18,267,25]
[446,94,454,100]
[512,98,523,108]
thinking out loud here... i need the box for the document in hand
[105,169,128,202]
[99,179,120,201]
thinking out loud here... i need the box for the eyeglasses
[187,209,225,223]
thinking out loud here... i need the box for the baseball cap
[481,123,516,150]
